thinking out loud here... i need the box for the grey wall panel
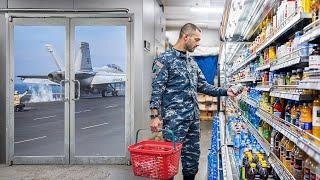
[8,0,73,8]
[142,0,155,123]
[0,13,6,163]
[0,0,7,8]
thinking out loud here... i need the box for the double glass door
[8,16,131,164]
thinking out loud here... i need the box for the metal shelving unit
[268,152,296,180]
[230,54,257,76]
[254,85,272,92]
[270,91,314,101]
[300,19,320,43]
[298,80,320,90]
[255,12,312,53]
[256,108,320,164]
[256,63,270,71]
[219,112,235,180]
[241,95,258,107]
[270,48,309,71]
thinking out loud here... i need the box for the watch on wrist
[150,114,159,119]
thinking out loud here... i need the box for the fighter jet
[18,42,126,97]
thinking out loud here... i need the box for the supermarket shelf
[228,147,240,180]
[256,108,320,164]
[256,63,270,71]
[241,95,258,107]
[254,85,271,92]
[300,19,320,43]
[219,112,235,180]
[270,56,308,71]
[230,54,257,75]
[234,77,260,83]
[241,116,271,155]
[255,12,312,54]
[270,91,314,101]
[298,80,320,90]
[268,152,295,180]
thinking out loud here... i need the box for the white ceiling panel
[162,0,226,30]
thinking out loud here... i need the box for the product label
[285,112,292,122]
[286,150,291,160]
[309,55,320,69]
[313,107,320,126]
[274,111,282,118]
[302,122,313,131]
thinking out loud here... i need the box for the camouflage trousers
[163,117,200,176]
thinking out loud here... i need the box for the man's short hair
[179,23,202,39]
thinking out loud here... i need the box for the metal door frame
[6,13,133,165]
[7,17,70,164]
[69,17,132,164]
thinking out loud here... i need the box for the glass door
[9,18,70,164]
[70,18,131,164]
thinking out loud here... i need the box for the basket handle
[135,128,177,149]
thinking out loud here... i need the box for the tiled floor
[0,121,212,180]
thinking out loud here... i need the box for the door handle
[73,80,81,101]
[59,80,69,102]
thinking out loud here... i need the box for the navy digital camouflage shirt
[150,48,228,121]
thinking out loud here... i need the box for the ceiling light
[190,7,224,13]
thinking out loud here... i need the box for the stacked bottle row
[243,88,320,138]
[227,110,280,180]
[232,40,320,83]
[272,130,320,179]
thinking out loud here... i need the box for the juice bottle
[304,157,312,180]
[263,123,272,143]
[303,0,312,13]
[259,121,264,136]
[296,103,303,127]
[280,137,289,162]
[285,100,294,123]
[274,98,284,118]
[300,103,313,134]
[294,148,308,180]
[274,132,283,158]
[312,96,320,138]
[270,96,275,114]
[310,160,318,180]
[285,140,295,171]
[291,102,298,125]
[290,145,298,175]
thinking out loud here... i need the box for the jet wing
[17,75,59,85]
[91,73,126,86]
[17,75,48,80]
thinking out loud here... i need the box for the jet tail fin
[75,42,93,72]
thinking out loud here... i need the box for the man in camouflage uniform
[149,23,238,180]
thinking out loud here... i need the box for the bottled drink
[273,98,284,118]
[294,148,307,180]
[296,103,303,127]
[248,163,258,180]
[280,137,289,162]
[304,157,312,180]
[300,103,313,134]
[285,140,295,171]
[292,102,298,125]
[312,96,320,138]
[285,100,294,123]
[290,145,298,175]
[274,132,283,158]
[310,160,318,180]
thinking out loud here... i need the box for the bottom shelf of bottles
[226,100,320,180]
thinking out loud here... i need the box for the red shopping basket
[128,129,182,180]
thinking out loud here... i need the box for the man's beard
[185,44,196,52]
